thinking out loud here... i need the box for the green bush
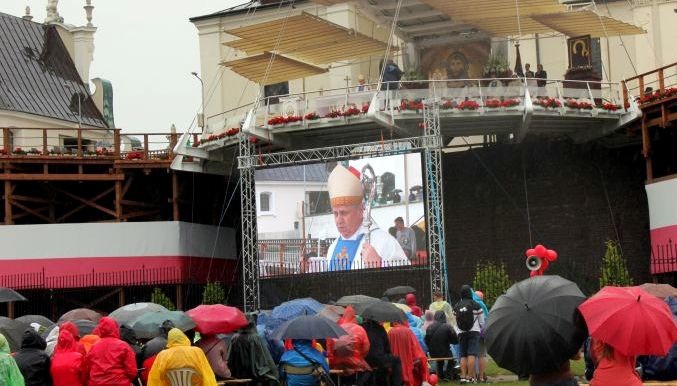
[151,287,175,311]
[202,282,225,305]
[472,261,512,308]
[599,240,633,288]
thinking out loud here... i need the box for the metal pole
[191,72,205,132]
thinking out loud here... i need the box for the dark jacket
[425,311,458,357]
[227,323,278,381]
[14,329,52,386]
[362,319,391,367]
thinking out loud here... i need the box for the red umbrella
[578,286,677,356]
[185,304,248,335]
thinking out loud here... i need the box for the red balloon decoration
[428,374,439,386]
[525,244,558,277]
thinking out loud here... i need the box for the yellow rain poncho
[148,329,217,386]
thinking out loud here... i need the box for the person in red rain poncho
[388,321,428,386]
[405,294,423,318]
[327,306,371,375]
[51,329,85,386]
[59,321,86,356]
[83,317,137,386]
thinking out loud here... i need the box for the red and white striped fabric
[646,178,677,274]
[0,221,237,289]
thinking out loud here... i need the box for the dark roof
[255,163,329,183]
[190,0,309,22]
[0,12,107,127]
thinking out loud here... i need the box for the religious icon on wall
[420,40,491,88]
[568,35,592,69]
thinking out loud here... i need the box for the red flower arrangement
[566,99,593,110]
[533,97,562,108]
[484,99,502,108]
[0,148,6,156]
[267,116,286,125]
[501,98,520,108]
[325,110,342,118]
[361,103,370,114]
[638,87,677,105]
[343,106,361,117]
[126,151,143,160]
[13,147,26,155]
[286,115,302,123]
[599,102,621,112]
[200,127,240,145]
[441,99,457,110]
[399,99,423,111]
[96,148,110,156]
[304,112,320,120]
[458,100,480,111]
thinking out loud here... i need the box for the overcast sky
[3,0,242,134]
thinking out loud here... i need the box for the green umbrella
[128,311,195,339]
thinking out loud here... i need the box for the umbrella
[15,315,55,332]
[0,317,29,352]
[0,288,27,303]
[360,301,407,323]
[266,298,325,332]
[71,319,97,336]
[58,308,102,324]
[485,275,587,376]
[318,305,344,322]
[186,304,248,335]
[383,286,416,298]
[640,283,677,299]
[129,310,196,339]
[109,302,169,326]
[335,295,380,313]
[272,315,347,340]
[578,286,677,356]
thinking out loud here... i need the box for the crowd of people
[0,286,492,386]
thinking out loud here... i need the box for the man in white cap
[313,164,408,271]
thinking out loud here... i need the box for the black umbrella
[360,301,407,323]
[383,286,416,298]
[485,275,588,376]
[15,315,55,332]
[335,295,380,313]
[0,288,27,303]
[0,316,28,352]
[272,315,347,340]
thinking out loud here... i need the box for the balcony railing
[197,77,628,148]
[0,127,180,161]
[258,238,428,277]
[622,62,677,108]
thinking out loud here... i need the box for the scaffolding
[422,95,448,297]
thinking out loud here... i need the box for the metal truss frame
[422,97,447,299]
[238,128,446,312]
[238,134,260,313]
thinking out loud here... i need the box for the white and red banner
[646,178,677,274]
[0,221,237,289]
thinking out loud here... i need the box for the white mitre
[328,165,363,207]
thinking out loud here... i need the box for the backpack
[454,299,477,332]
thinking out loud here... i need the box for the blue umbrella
[266,298,324,333]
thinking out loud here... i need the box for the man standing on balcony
[394,217,416,262]
[306,165,408,272]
